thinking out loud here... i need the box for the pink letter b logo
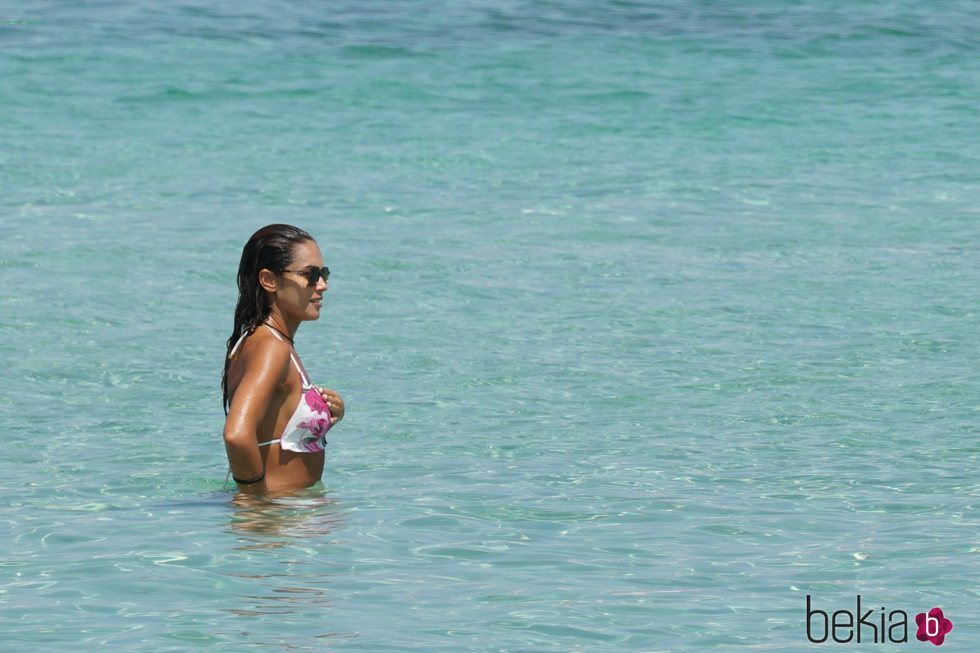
[916,607,952,646]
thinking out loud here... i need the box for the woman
[222,224,345,493]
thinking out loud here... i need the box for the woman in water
[222,224,345,493]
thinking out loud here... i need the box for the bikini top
[229,324,333,453]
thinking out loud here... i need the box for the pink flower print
[300,417,331,440]
[304,388,329,415]
[299,430,324,452]
[295,388,332,450]
[916,608,953,646]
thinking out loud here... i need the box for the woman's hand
[319,387,345,424]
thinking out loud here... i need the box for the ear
[258,268,279,293]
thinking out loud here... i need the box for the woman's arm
[223,339,290,492]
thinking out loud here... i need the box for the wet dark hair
[222,223,314,413]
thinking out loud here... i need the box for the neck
[264,309,298,343]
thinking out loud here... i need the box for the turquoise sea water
[2,1,979,650]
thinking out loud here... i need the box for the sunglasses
[282,266,330,287]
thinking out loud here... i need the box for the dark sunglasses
[282,266,330,287]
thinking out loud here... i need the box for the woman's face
[275,239,328,322]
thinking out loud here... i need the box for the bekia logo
[915,608,953,647]
[806,595,953,646]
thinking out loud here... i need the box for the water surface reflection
[227,485,346,544]
[220,486,355,646]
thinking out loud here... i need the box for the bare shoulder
[239,329,292,384]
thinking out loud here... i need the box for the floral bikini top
[229,325,333,453]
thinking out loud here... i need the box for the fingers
[317,387,345,422]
